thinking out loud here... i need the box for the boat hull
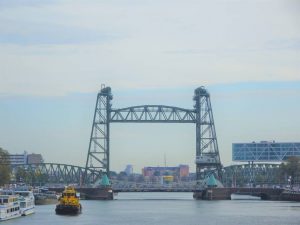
[21,206,35,216]
[55,204,82,215]
[0,212,21,221]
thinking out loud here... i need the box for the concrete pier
[193,188,286,201]
[49,187,113,200]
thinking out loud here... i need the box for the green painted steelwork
[12,163,101,185]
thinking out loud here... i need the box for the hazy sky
[0,0,299,172]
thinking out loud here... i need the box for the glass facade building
[232,141,300,162]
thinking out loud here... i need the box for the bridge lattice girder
[110,105,196,123]
[12,163,101,184]
[85,86,223,182]
[222,163,282,186]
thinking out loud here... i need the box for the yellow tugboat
[55,186,82,215]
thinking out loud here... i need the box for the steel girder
[110,105,196,123]
[222,163,281,187]
[193,87,222,180]
[84,86,222,184]
[84,86,112,183]
[12,163,100,184]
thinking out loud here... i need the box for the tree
[15,167,28,183]
[34,171,49,185]
[280,156,300,186]
[109,171,118,178]
[0,147,11,186]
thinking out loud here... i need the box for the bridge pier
[193,188,231,200]
[193,188,285,201]
[49,187,113,200]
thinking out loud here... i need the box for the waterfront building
[27,154,43,164]
[179,165,189,177]
[232,141,300,162]
[142,165,189,178]
[161,175,174,184]
[6,151,27,165]
[5,151,44,165]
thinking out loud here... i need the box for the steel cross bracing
[110,105,196,123]
[84,86,222,184]
[84,86,112,183]
[194,87,222,179]
[222,163,284,187]
[12,163,100,184]
[11,162,292,186]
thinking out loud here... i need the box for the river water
[4,192,300,225]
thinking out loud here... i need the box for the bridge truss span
[11,162,287,187]
[110,105,196,123]
[84,85,222,184]
[13,163,101,184]
[222,163,283,187]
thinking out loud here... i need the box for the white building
[6,151,43,165]
[8,151,27,165]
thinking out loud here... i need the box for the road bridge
[11,162,284,187]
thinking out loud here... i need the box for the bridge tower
[193,87,222,180]
[83,85,222,184]
[84,85,112,183]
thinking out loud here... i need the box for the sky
[0,0,299,173]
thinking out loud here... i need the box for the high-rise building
[27,153,43,164]
[5,151,44,165]
[7,151,27,165]
[124,165,133,175]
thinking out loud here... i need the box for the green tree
[0,147,11,186]
[280,156,300,186]
[15,167,28,183]
[35,172,49,185]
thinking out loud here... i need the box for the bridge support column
[84,86,113,183]
[193,87,222,181]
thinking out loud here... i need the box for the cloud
[0,0,299,96]
[0,0,57,9]
[0,27,118,46]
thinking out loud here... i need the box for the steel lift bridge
[83,85,222,183]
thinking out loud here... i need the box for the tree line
[0,147,11,186]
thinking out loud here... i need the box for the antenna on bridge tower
[83,85,113,184]
[193,86,222,181]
